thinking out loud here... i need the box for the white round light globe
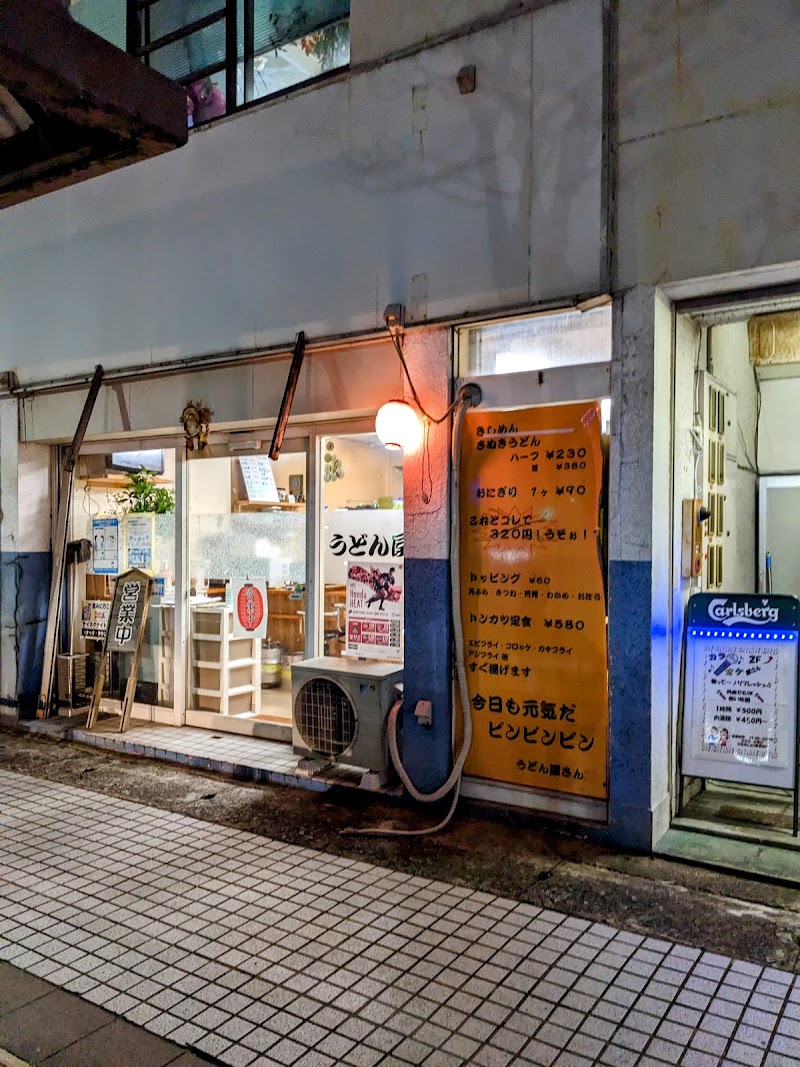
[375,400,422,452]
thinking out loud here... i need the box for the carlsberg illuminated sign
[708,598,779,626]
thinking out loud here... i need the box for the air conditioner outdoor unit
[291,657,403,782]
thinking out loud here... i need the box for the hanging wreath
[180,400,212,454]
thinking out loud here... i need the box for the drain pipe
[342,383,482,837]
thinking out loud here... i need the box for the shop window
[187,448,307,728]
[321,432,404,659]
[70,449,177,718]
[458,306,612,378]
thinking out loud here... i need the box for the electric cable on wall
[342,382,482,837]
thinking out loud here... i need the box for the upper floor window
[69,0,350,126]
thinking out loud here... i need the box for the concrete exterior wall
[0,0,603,387]
[0,398,51,722]
[608,285,671,848]
[350,0,529,65]
[617,0,800,289]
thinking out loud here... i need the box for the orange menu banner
[460,401,608,799]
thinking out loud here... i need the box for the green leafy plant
[299,21,349,70]
[114,468,175,514]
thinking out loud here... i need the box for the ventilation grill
[295,677,356,759]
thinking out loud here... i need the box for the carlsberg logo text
[708,598,779,625]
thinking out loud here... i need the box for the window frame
[126,0,351,126]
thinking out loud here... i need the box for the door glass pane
[70,448,177,717]
[187,448,307,727]
[320,432,404,658]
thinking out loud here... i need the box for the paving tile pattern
[1,769,800,1066]
[69,724,326,791]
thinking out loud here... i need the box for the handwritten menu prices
[694,644,788,768]
[459,402,608,799]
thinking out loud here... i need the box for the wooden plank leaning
[37,365,104,718]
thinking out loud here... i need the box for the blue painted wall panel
[1,551,51,717]
[401,556,453,792]
[607,558,653,848]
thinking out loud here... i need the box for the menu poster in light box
[346,558,403,661]
[125,514,155,573]
[681,594,800,790]
[238,457,279,502]
[91,516,120,575]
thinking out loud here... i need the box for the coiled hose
[342,384,480,837]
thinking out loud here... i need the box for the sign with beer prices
[231,579,268,639]
[459,401,608,799]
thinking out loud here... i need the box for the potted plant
[114,467,175,514]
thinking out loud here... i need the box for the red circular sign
[236,583,264,631]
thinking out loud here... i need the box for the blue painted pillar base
[1,550,51,719]
[607,558,654,850]
[401,556,452,792]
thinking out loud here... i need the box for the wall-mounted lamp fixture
[375,399,423,452]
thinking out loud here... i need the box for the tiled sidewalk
[68,724,322,789]
[1,770,799,1067]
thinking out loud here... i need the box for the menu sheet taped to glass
[459,401,608,799]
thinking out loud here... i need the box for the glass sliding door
[69,444,178,724]
[185,439,308,736]
[319,431,404,659]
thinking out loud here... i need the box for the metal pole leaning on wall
[269,331,306,461]
[37,365,104,718]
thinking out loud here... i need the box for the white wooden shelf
[190,604,261,716]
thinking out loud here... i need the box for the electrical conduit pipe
[343,383,482,837]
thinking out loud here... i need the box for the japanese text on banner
[459,402,608,799]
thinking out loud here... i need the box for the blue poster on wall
[91,515,120,575]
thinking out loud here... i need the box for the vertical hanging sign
[460,401,608,799]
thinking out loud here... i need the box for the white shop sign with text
[323,509,403,585]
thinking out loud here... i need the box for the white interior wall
[0,0,603,388]
[188,457,231,516]
[708,322,757,593]
[759,379,800,474]
[320,437,402,509]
